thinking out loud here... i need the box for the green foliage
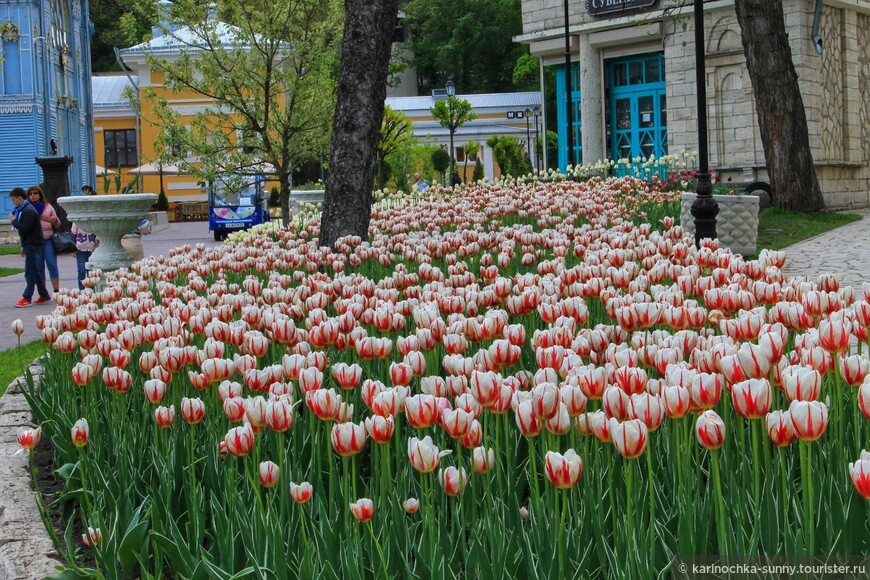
[0,340,46,397]
[754,208,862,254]
[88,0,155,71]
[403,0,527,93]
[431,148,450,177]
[377,106,414,189]
[156,190,170,211]
[429,97,476,134]
[268,187,281,208]
[486,135,530,177]
[144,0,341,223]
[385,142,439,192]
[512,52,539,91]
[463,141,481,183]
[473,159,484,182]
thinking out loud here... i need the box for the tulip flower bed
[19,176,870,578]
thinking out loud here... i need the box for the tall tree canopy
[142,0,341,225]
[403,0,527,93]
[89,0,155,71]
[732,0,825,211]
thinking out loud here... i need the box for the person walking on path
[27,186,61,294]
[8,188,51,307]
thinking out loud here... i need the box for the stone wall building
[515,0,870,208]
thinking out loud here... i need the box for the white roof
[386,91,542,113]
[121,21,245,56]
[92,75,137,108]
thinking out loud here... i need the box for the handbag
[52,230,77,254]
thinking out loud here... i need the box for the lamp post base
[690,172,718,247]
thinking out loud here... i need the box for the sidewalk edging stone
[0,362,65,580]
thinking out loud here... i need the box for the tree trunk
[733,0,825,212]
[279,173,292,227]
[319,0,401,249]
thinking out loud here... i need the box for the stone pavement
[0,221,220,352]
[781,208,870,290]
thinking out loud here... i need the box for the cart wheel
[214,231,222,242]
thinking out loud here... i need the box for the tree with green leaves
[431,148,450,186]
[463,140,481,184]
[487,135,531,178]
[142,0,341,225]
[430,96,476,187]
[403,0,526,93]
[376,106,414,190]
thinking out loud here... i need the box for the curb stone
[0,362,65,580]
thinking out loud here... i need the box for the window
[104,129,138,168]
[455,147,466,162]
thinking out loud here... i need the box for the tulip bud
[17,426,41,450]
[364,415,395,443]
[403,498,420,514]
[849,450,870,499]
[695,410,726,450]
[349,498,375,522]
[730,378,772,419]
[154,405,176,428]
[408,436,450,473]
[259,461,280,488]
[609,418,648,459]
[180,397,206,425]
[331,422,367,456]
[788,400,829,441]
[765,411,796,447]
[290,481,313,504]
[438,466,468,496]
[82,526,102,547]
[472,446,496,474]
[224,423,255,456]
[544,449,583,488]
[71,418,89,447]
[11,319,24,336]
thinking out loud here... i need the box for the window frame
[104,129,138,168]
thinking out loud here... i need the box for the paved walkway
[0,222,220,352]
[781,208,870,290]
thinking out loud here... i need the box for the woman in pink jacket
[26,186,60,294]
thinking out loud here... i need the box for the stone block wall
[520,0,870,208]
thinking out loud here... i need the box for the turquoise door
[606,54,667,162]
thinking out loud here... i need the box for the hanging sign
[585,0,658,17]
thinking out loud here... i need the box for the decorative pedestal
[680,192,760,256]
[58,194,157,271]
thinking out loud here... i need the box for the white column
[580,35,605,165]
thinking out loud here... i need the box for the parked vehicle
[208,175,270,241]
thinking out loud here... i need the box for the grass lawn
[755,207,863,252]
[0,246,21,256]
[0,340,47,397]
[0,267,24,278]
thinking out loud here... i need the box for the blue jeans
[41,235,59,283]
[23,244,49,301]
[75,250,92,290]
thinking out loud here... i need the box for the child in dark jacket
[8,187,51,307]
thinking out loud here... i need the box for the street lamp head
[445,80,455,97]
[525,108,531,117]
[533,105,541,116]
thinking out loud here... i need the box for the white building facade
[516,0,870,208]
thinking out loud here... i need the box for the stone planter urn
[680,192,760,256]
[58,194,158,271]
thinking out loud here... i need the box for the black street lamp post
[533,106,541,172]
[525,108,532,168]
[690,0,718,246]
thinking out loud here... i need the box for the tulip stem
[710,450,728,556]
[751,419,761,552]
[558,489,568,580]
[646,442,655,565]
[367,521,390,580]
[625,460,636,572]
[800,441,815,555]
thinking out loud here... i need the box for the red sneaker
[32,295,52,305]
[15,298,32,308]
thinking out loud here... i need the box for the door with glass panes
[606,54,667,161]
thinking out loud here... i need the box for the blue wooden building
[0,0,95,215]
